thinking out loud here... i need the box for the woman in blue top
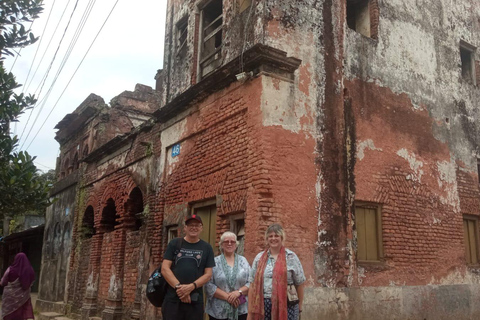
[206,231,251,320]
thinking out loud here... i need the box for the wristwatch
[238,289,243,296]
[175,283,181,289]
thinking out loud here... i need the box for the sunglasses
[223,240,236,245]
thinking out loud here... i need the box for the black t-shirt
[163,237,215,303]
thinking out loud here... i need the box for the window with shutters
[463,215,480,265]
[176,16,188,57]
[355,203,383,263]
[199,0,223,78]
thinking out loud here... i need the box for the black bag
[146,238,183,307]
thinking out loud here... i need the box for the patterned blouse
[249,248,306,298]
[205,254,251,318]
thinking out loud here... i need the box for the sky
[4,0,168,172]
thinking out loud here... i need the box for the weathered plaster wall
[343,0,480,287]
[39,184,75,302]
[163,0,265,102]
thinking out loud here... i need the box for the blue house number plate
[172,143,181,157]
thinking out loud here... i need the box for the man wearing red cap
[161,214,215,320]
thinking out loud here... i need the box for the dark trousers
[208,314,248,320]
[162,300,204,320]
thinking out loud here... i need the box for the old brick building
[37,0,480,319]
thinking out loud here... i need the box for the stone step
[35,299,67,315]
[38,312,63,320]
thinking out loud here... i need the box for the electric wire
[21,0,57,94]
[25,0,121,151]
[19,0,81,149]
[20,0,73,142]
[21,0,97,148]
[24,0,72,94]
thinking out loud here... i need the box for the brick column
[102,212,129,320]
[81,225,106,318]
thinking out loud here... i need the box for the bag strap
[171,237,183,269]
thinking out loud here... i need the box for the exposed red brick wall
[347,78,478,286]
[122,231,141,306]
[97,232,114,310]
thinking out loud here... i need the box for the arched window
[82,145,89,158]
[63,222,72,254]
[63,157,70,175]
[73,152,79,170]
[82,206,95,239]
[53,223,62,256]
[101,198,119,233]
[125,187,144,231]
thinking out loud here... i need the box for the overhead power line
[22,0,57,93]
[25,0,122,151]
[24,0,73,94]
[21,0,97,148]
[20,0,81,149]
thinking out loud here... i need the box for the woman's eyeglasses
[223,240,236,245]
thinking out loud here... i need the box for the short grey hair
[265,223,286,243]
[219,231,239,252]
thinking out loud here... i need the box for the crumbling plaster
[344,0,480,170]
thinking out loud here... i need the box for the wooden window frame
[229,213,245,255]
[198,0,223,79]
[355,202,384,264]
[463,215,480,265]
[176,16,188,56]
[167,225,179,243]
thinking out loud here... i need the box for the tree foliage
[0,0,51,219]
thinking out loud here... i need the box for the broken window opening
[176,17,188,57]
[73,152,79,170]
[125,187,144,231]
[101,198,120,233]
[82,145,89,158]
[82,206,96,239]
[460,41,476,85]
[200,0,223,78]
[477,159,480,186]
[355,202,383,263]
[167,225,179,243]
[63,157,70,176]
[230,215,245,255]
[347,0,378,40]
[463,215,480,265]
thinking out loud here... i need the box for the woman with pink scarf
[0,253,35,320]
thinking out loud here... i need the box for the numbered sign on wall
[172,143,181,157]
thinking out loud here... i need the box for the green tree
[0,0,51,221]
